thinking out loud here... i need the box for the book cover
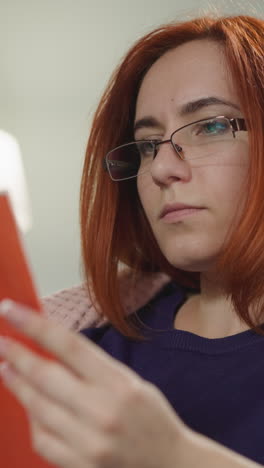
[0,192,58,467]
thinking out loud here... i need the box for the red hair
[80,14,264,341]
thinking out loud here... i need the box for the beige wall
[0,0,262,296]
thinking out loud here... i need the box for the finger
[0,359,94,466]
[0,300,134,387]
[0,337,92,414]
[0,337,138,439]
[29,418,88,468]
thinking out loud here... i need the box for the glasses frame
[103,115,247,181]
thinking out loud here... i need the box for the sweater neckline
[137,282,264,354]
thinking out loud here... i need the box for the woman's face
[135,39,249,273]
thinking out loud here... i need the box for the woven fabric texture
[41,271,170,331]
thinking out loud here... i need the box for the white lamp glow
[0,130,32,233]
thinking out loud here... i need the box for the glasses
[103,115,247,181]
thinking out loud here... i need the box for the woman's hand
[0,299,188,468]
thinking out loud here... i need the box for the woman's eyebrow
[133,96,241,133]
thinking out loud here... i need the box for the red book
[0,192,58,467]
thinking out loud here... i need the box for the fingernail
[0,361,14,382]
[0,300,29,327]
[0,299,14,315]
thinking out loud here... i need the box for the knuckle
[30,319,48,342]
[90,439,114,465]
[98,381,146,435]
[31,428,49,455]
[99,412,121,434]
[14,379,39,411]
[64,334,81,357]
[31,360,53,386]
[93,402,122,436]
[18,384,33,408]
[27,391,43,415]
[120,376,146,404]
[57,333,80,359]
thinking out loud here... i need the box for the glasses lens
[172,117,234,160]
[106,141,155,180]
[106,117,243,180]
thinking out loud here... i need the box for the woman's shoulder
[41,271,171,331]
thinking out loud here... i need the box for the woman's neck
[174,287,250,339]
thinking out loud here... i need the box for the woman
[0,13,263,468]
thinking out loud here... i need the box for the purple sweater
[80,282,264,465]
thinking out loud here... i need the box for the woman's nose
[150,140,191,186]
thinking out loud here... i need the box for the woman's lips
[161,207,205,223]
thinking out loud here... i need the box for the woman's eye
[195,120,229,135]
[137,141,155,156]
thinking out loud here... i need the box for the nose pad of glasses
[172,143,184,159]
